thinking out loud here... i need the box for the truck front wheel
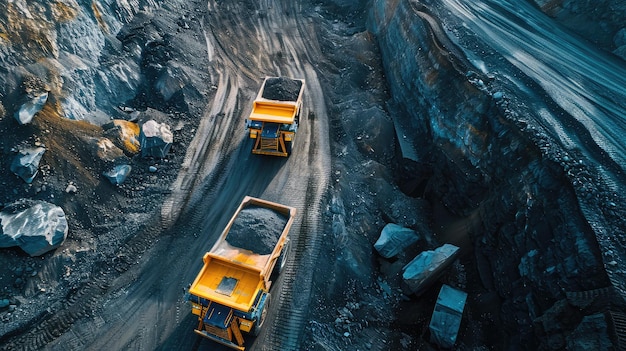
[252,293,271,336]
[285,140,293,155]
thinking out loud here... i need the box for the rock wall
[0,0,161,124]
[531,0,626,60]
[369,0,626,347]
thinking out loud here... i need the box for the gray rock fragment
[140,120,173,158]
[429,284,467,349]
[374,223,419,258]
[14,92,48,125]
[402,243,460,296]
[10,147,46,184]
[0,200,68,256]
[156,63,188,101]
[103,164,132,185]
[65,183,78,193]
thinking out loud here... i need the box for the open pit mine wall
[369,0,626,344]
[0,1,160,124]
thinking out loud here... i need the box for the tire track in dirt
[0,211,165,351]
[161,69,242,225]
[248,20,331,350]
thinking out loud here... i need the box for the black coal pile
[261,77,303,101]
[225,205,287,255]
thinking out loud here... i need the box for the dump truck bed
[188,252,265,312]
[248,77,305,124]
[249,101,299,124]
[188,196,296,312]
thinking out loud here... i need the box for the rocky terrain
[1,0,626,350]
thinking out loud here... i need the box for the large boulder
[566,313,614,350]
[140,119,173,158]
[614,28,626,60]
[374,223,419,258]
[10,146,46,184]
[156,62,189,102]
[402,243,460,296]
[14,92,48,125]
[615,28,626,48]
[429,284,467,349]
[90,137,126,163]
[103,120,141,155]
[0,200,68,257]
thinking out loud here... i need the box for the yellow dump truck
[186,196,296,350]
[246,76,305,157]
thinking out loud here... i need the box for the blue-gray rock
[429,284,467,349]
[156,63,189,101]
[614,45,626,61]
[402,244,460,296]
[103,164,132,185]
[614,28,626,47]
[0,200,68,257]
[374,223,419,258]
[14,92,48,125]
[140,120,173,158]
[10,147,46,184]
[566,313,613,350]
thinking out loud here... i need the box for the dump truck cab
[246,77,305,157]
[186,196,296,350]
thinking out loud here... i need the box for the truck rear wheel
[276,238,290,274]
[271,239,291,281]
[252,293,270,336]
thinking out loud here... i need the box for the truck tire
[272,239,291,279]
[285,140,293,155]
[252,293,270,336]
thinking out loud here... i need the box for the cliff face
[0,0,160,124]
[532,0,626,59]
[370,0,626,347]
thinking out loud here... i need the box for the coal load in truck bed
[225,205,288,255]
[261,77,302,102]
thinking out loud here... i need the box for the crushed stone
[225,205,288,255]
